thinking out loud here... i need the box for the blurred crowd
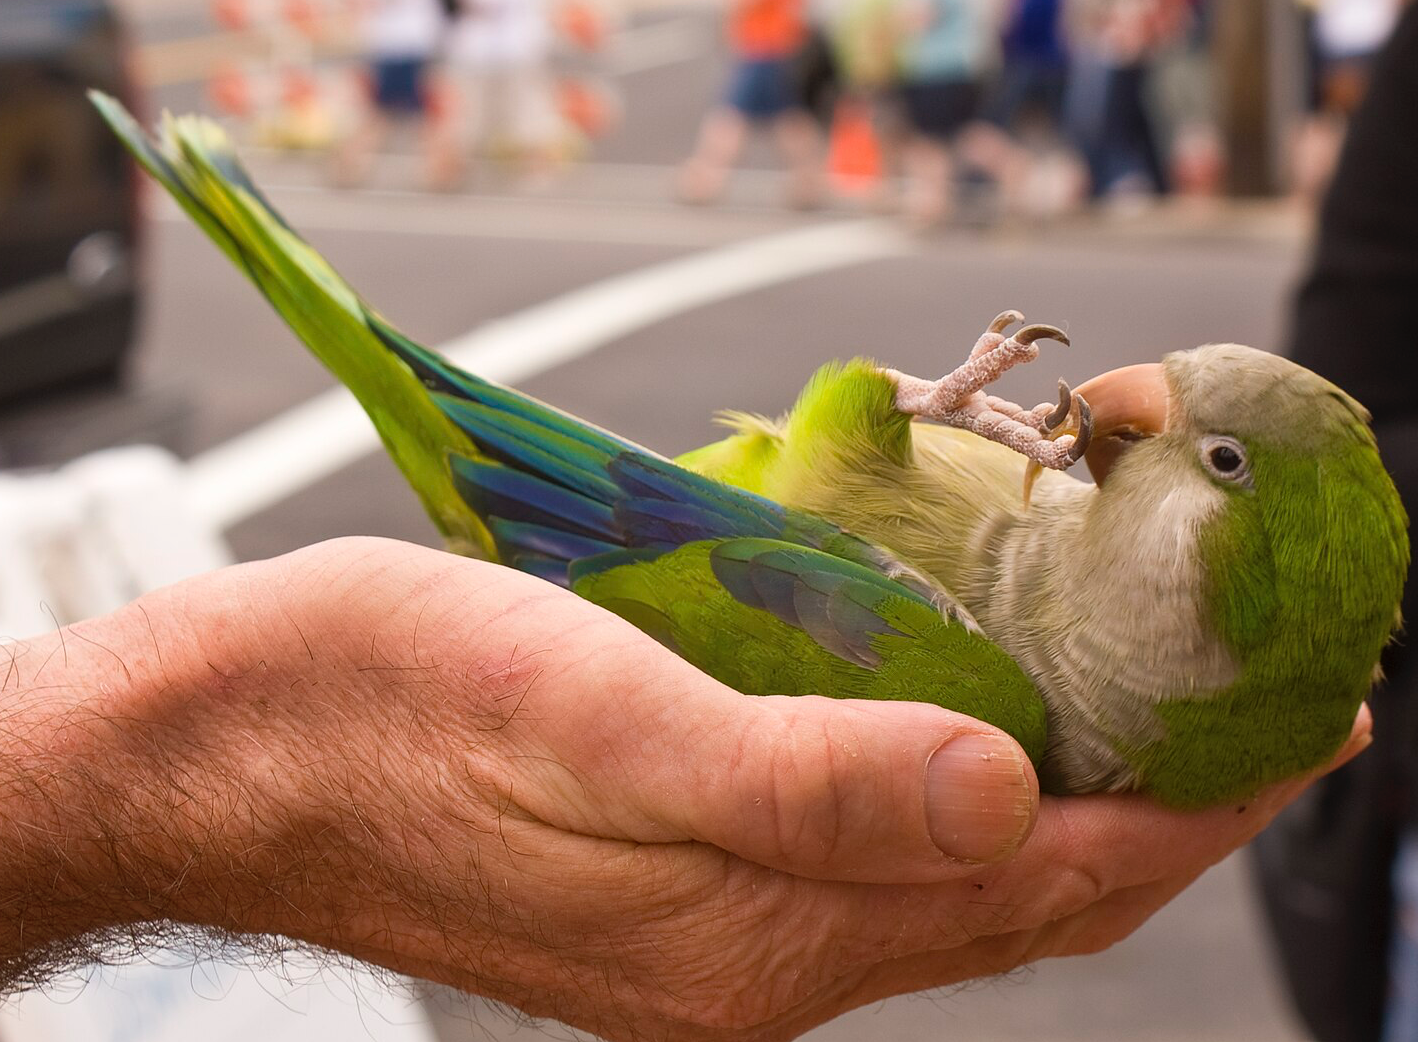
[334,0,621,188]
[680,0,1408,226]
[208,0,620,189]
[208,0,1408,223]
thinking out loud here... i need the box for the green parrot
[95,97,1408,809]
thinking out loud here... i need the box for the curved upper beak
[1073,362,1171,485]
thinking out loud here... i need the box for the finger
[1325,699,1375,771]
[837,703,1376,958]
[800,874,1205,1036]
[506,611,1042,884]
[646,867,1207,1042]
[757,845,1284,1042]
[523,710,1380,1039]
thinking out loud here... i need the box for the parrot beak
[1072,363,1171,486]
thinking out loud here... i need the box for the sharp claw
[1022,459,1042,509]
[1068,394,1093,461]
[989,309,1025,334]
[909,313,1082,487]
[1012,323,1070,347]
[1044,379,1072,431]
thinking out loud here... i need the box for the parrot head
[1067,344,1408,801]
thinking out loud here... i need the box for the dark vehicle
[0,0,141,404]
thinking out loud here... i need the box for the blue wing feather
[364,310,966,672]
[433,393,624,503]
[449,456,618,541]
[510,552,575,586]
[606,455,787,535]
[569,547,669,584]
[614,498,753,549]
[486,518,620,562]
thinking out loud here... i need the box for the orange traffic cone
[826,97,882,198]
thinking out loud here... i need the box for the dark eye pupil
[1210,445,1242,473]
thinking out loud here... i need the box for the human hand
[0,537,1371,1041]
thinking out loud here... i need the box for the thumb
[523,641,1041,885]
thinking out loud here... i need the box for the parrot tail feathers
[92,94,502,549]
[91,93,271,282]
[93,95,366,330]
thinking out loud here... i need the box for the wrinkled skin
[0,538,1369,1041]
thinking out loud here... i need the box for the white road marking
[183,219,910,531]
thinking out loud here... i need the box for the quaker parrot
[94,97,1408,808]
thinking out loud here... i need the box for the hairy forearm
[0,558,423,986]
[0,545,552,997]
[0,601,190,985]
[0,581,345,986]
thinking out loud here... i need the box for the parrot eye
[1200,436,1250,484]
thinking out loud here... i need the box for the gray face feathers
[1163,344,1375,455]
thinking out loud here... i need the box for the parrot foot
[887,310,1092,473]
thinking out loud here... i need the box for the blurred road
[39,3,1323,1040]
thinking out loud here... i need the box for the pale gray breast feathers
[969,475,1237,794]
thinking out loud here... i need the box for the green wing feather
[574,539,1047,763]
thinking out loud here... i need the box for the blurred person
[832,0,902,88]
[1062,0,1187,202]
[1252,7,1418,1041]
[817,0,898,204]
[795,0,849,126]
[1292,0,1401,206]
[430,0,565,188]
[331,0,449,188]
[1148,0,1223,200]
[969,0,1095,219]
[892,0,1017,227]
[677,0,824,208]
[547,0,621,147]
[984,0,1069,137]
[209,0,343,150]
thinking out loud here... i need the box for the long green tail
[92,94,494,554]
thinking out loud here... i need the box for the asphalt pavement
[24,3,1326,1039]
